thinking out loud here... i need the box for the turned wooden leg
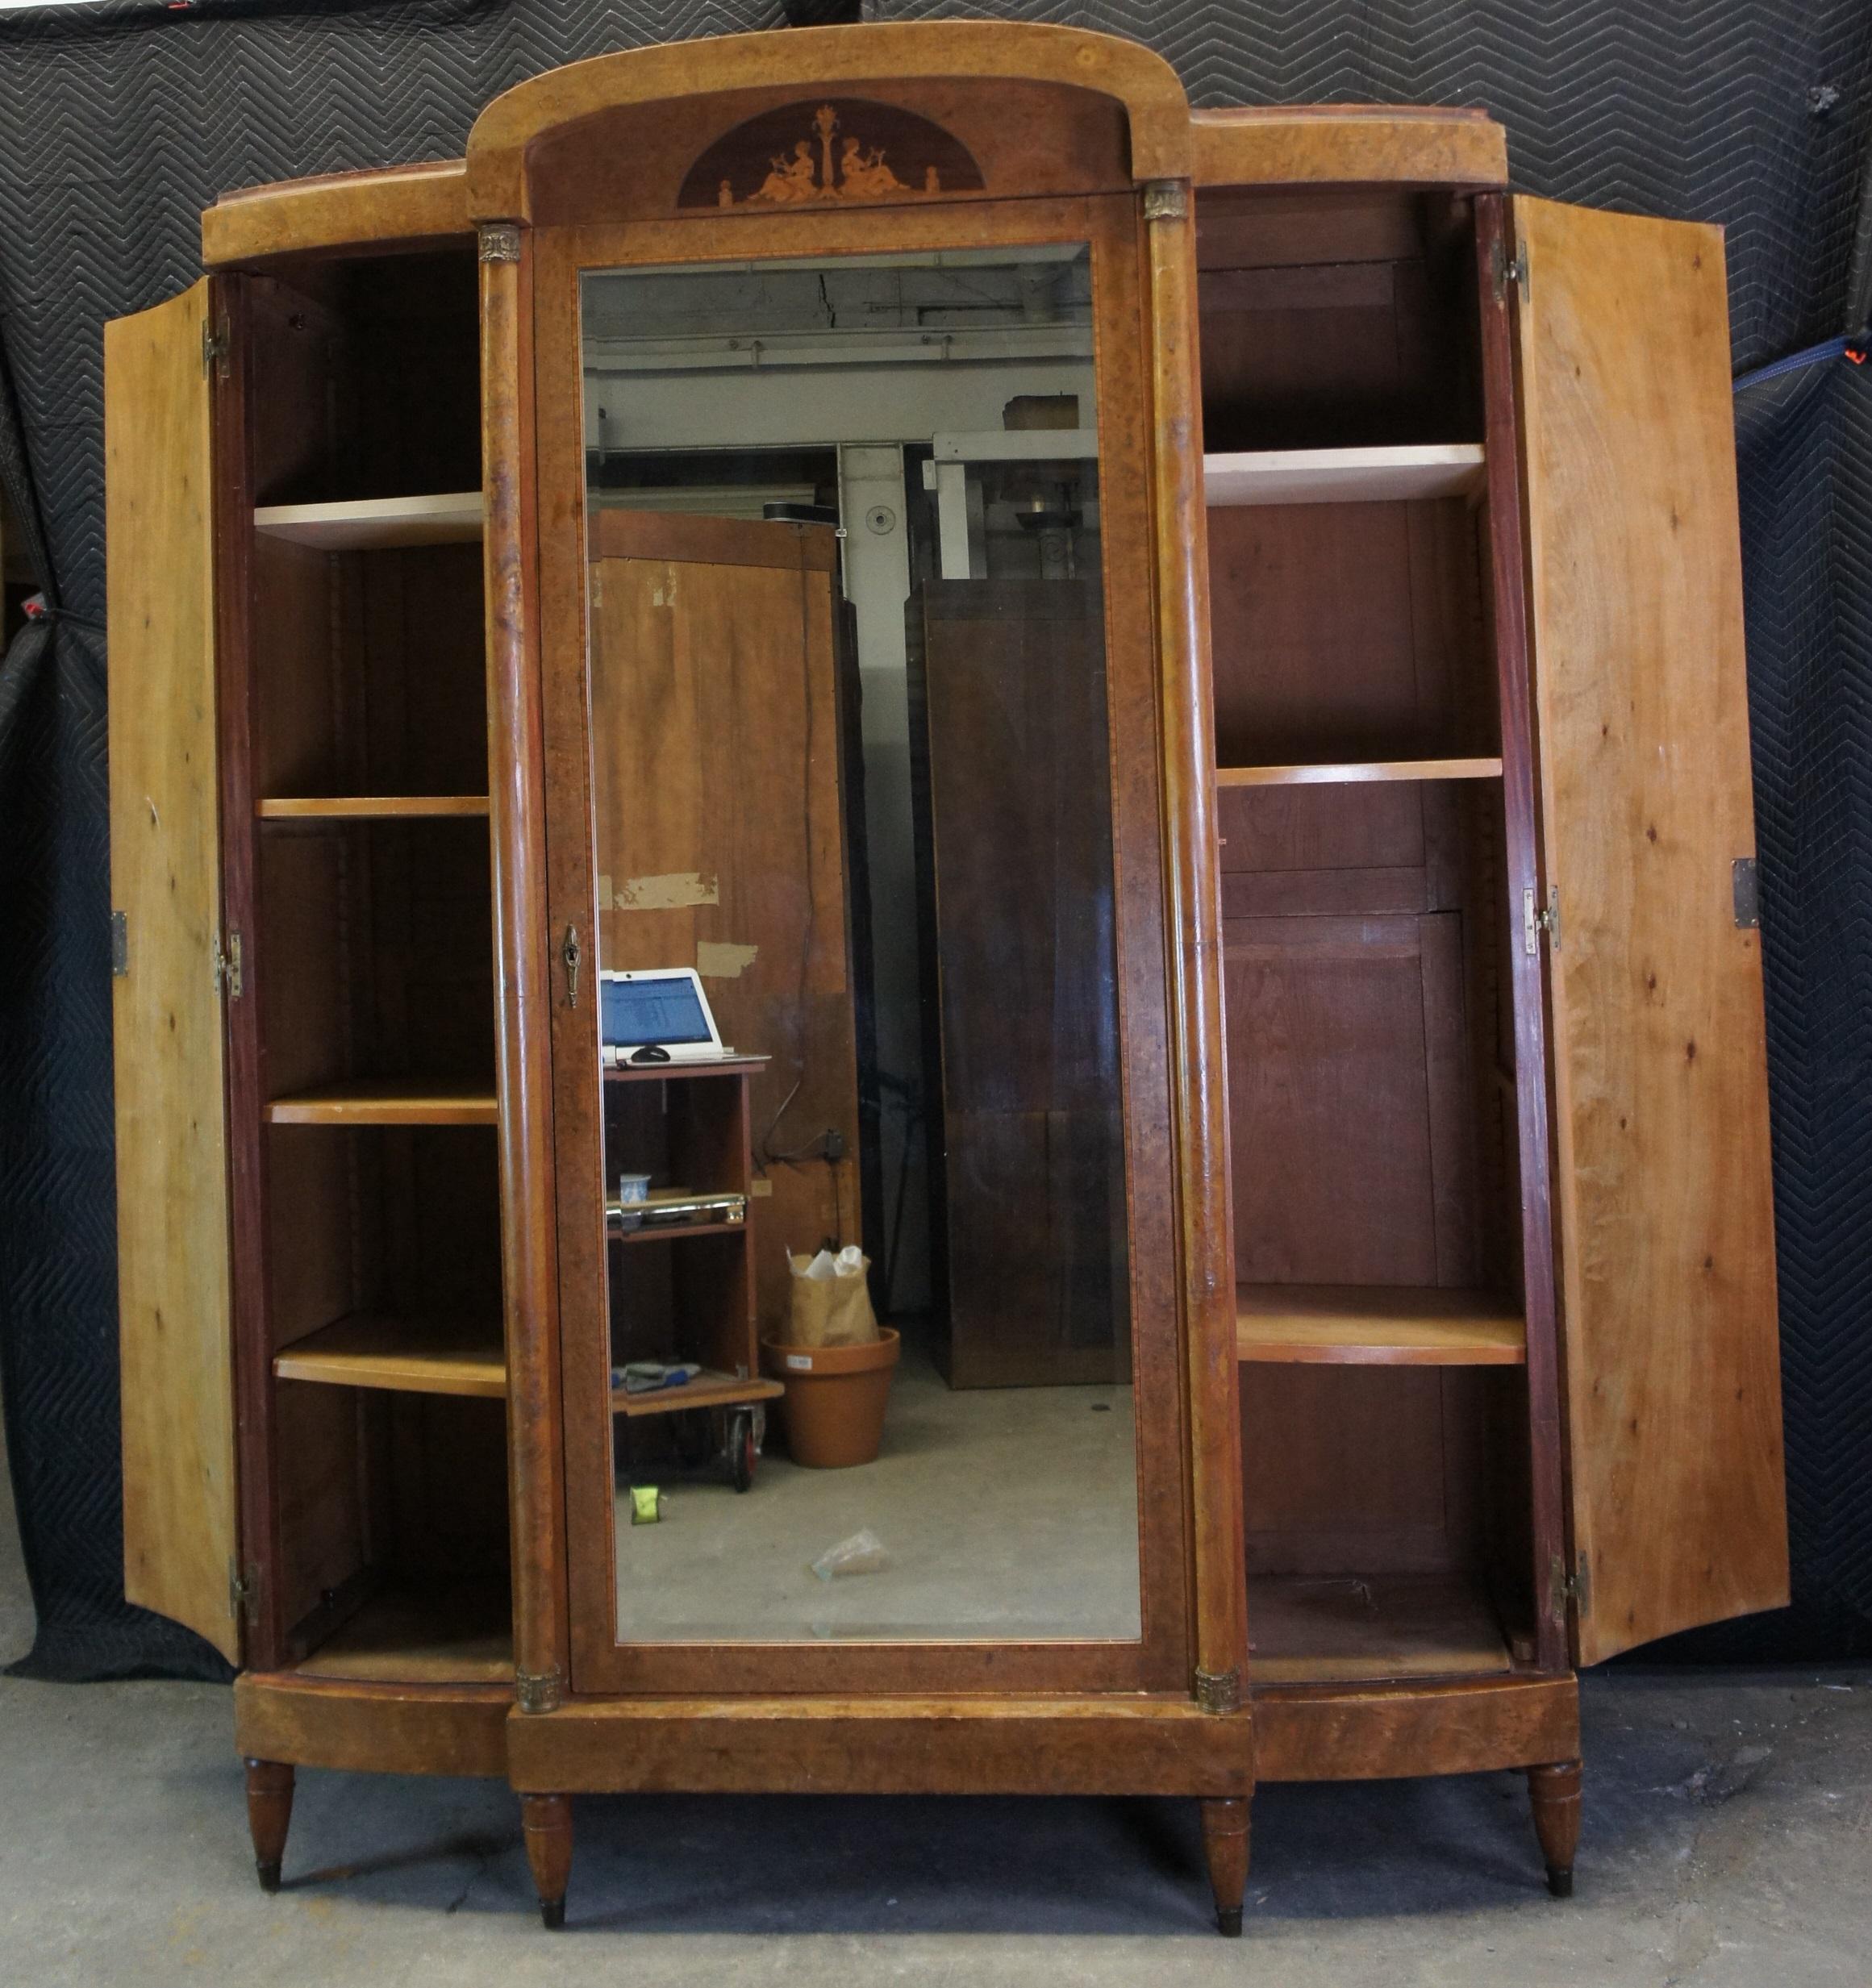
[520,1792,573,1929]
[244,1759,295,1894]
[1200,1796,1250,1936]
[1528,1759,1582,1898]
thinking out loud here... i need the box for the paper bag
[786,1244,879,1348]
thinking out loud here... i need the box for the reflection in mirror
[581,246,1139,1641]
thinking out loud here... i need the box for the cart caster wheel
[728,1411,756,1492]
[540,1898,565,1929]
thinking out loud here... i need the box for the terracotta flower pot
[760,1327,901,1468]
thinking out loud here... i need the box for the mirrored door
[538,199,1189,1693]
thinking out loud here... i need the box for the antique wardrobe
[106,22,1786,1933]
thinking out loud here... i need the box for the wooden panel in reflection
[910,577,1128,1389]
[586,511,861,1340]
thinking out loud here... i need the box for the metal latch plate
[1733,857,1760,928]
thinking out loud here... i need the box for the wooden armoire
[106,22,1786,1934]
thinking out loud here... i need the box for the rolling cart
[603,1061,782,1491]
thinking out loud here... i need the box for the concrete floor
[3,1457,1870,1984]
[615,1353,1140,1641]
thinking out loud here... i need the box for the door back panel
[106,279,240,1661]
[1513,196,1787,1663]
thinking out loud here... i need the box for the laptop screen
[601,973,714,1048]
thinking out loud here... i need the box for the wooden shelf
[1205,444,1485,506]
[253,491,483,549]
[265,1079,498,1126]
[294,1582,512,1685]
[274,1314,506,1397]
[614,1218,748,1246]
[611,1369,784,1420]
[1216,756,1502,789]
[1249,1572,1512,1685]
[1237,1285,1526,1365]
[602,1056,769,1083]
[256,794,490,822]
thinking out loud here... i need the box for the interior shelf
[293,1582,512,1685]
[253,491,484,549]
[1205,444,1485,507]
[265,1079,498,1127]
[1237,1285,1526,1365]
[274,1314,506,1398]
[256,794,491,822]
[611,1368,783,1419]
[1248,1572,1513,1685]
[1216,757,1502,789]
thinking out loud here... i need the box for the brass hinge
[515,1665,564,1715]
[110,911,129,977]
[1523,885,1561,956]
[213,930,244,1001]
[202,315,231,380]
[228,1557,261,1624]
[1194,1664,1244,1715]
[1548,1550,1590,1625]
[1492,238,1530,304]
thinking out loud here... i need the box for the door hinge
[110,910,129,977]
[213,930,244,1000]
[202,315,231,380]
[1548,1550,1590,1625]
[1492,238,1530,304]
[515,1665,564,1715]
[1732,856,1760,928]
[1193,1664,1244,1715]
[1523,884,1561,955]
[228,1557,261,1625]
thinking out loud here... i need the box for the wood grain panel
[1514,196,1787,1661]
[586,511,860,1341]
[464,23,1192,218]
[1252,1673,1578,1782]
[264,1082,498,1125]
[1217,757,1500,786]
[1207,498,1489,765]
[1225,912,1476,1286]
[1237,1284,1524,1365]
[911,579,1127,1388]
[507,1695,1251,1797]
[202,160,472,269]
[1249,1570,1510,1683]
[273,1315,507,1396]
[233,1672,509,1778]
[106,279,241,1662]
[292,1580,511,1682]
[1191,106,1507,191]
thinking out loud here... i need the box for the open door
[106,279,241,1661]
[1512,197,1787,1663]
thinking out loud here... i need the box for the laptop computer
[598,967,735,1067]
